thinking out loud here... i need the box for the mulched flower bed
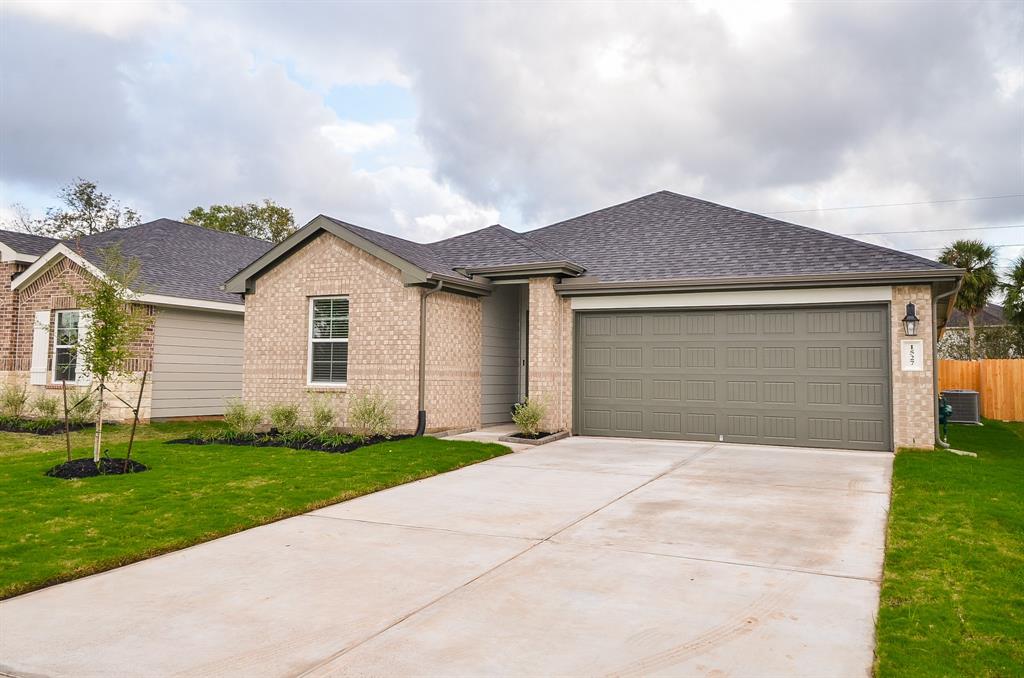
[46,457,149,479]
[505,432,555,440]
[0,418,92,435]
[168,433,412,454]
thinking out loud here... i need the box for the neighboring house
[939,303,1020,359]
[226,191,963,452]
[945,303,1006,330]
[1,220,272,420]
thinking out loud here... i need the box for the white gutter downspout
[415,280,444,436]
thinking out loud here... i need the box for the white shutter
[75,310,93,386]
[29,310,50,385]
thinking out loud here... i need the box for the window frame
[52,309,80,384]
[307,296,349,387]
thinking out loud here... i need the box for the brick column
[527,277,573,432]
[891,284,936,448]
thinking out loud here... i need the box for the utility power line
[844,223,1024,236]
[766,193,1024,215]
[906,243,1024,252]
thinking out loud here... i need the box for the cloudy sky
[1,0,1022,274]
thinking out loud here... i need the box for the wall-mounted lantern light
[902,302,920,336]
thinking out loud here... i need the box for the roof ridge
[498,225,578,263]
[527,191,670,236]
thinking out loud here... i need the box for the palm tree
[939,239,999,358]
[1003,254,1024,330]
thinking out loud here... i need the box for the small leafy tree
[183,199,294,243]
[73,246,152,462]
[12,178,140,239]
[939,239,999,359]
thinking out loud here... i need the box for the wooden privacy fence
[938,359,1024,422]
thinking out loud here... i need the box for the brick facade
[891,284,936,449]
[1,258,155,421]
[242,232,481,432]
[0,261,26,371]
[527,277,573,432]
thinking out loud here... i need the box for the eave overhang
[455,260,586,281]
[555,268,965,296]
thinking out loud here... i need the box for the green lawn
[875,419,1024,677]
[0,424,509,599]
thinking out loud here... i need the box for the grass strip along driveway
[875,420,1024,677]
[0,425,509,599]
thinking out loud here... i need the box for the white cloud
[320,122,397,154]
[4,0,184,38]
[1,0,1020,258]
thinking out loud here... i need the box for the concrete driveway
[0,434,892,677]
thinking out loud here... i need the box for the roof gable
[0,229,59,261]
[12,219,274,308]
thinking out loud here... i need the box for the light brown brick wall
[242,232,481,432]
[0,261,26,370]
[425,290,482,430]
[527,277,573,432]
[3,258,155,421]
[891,284,936,448]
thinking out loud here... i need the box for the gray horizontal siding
[480,286,520,425]
[151,309,244,418]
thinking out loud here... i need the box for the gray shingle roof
[317,191,954,287]
[526,191,954,283]
[65,219,274,304]
[0,229,59,256]
[431,225,577,270]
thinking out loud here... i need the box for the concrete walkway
[0,434,892,677]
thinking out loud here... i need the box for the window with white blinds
[308,297,349,385]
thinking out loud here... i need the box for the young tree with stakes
[72,246,152,464]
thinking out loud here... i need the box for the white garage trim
[569,286,893,311]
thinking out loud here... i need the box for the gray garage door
[575,305,891,451]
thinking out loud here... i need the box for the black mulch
[167,433,412,454]
[46,457,149,479]
[505,432,555,440]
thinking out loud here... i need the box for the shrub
[0,384,29,419]
[308,396,336,436]
[67,389,97,426]
[32,393,60,419]
[348,389,394,439]
[223,398,262,437]
[512,398,546,437]
[269,403,300,433]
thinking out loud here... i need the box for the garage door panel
[575,305,891,451]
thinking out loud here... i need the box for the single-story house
[226,191,963,451]
[1,220,272,420]
[946,303,1006,330]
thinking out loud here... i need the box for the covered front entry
[480,284,528,425]
[575,304,892,451]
